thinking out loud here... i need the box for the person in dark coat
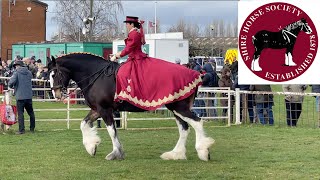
[8,61,36,134]
[219,66,234,122]
[201,61,219,118]
[231,61,257,123]
[250,85,274,125]
[283,85,307,126]
[311,85,320,112]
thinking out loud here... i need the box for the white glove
[116,51,121,58]
[110,55,117,62]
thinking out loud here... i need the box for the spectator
[283,85,307,127]
[311,85,320,112]
[41,66,49,80]
[232,61,257,123]
[191,59,201,72]
[187,60,205,117]
[23,57,36,77]
[201,64,219,118]
[36,64,44,80]
[202,60,215,74]
[219,66,234,122]
[3,60,13,77]
[208,59,217,72]
[250,85,274,125]
[8,61,35,134]
[175,58,181,65]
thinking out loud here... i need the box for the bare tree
[204,20,219,37]
[226,22,233,37]
[167,19,200,39]
[233,20,238,37]
[218,19,225,37]
[52,0,123,42]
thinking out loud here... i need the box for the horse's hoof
[160,151,187,160]
[252,67,262,71]
[105,150,125,160]
[85,144,98,156]
[196,137,214,161]
[106,153,116,160]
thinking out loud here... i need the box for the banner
[238,0,319,84]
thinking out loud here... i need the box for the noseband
[50,66,70,94]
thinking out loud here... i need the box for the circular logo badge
[239,2,318,82]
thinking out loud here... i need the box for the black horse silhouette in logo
[251,18,313,71]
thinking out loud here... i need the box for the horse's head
[48,56,71,100]
[300,18,312,34]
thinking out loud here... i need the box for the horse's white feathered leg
[173,111,214,161]
[105,125,125,160]
[287,52,296,66]
[160,119,189,160]
[80,120,101,156]
[251,58,262,71]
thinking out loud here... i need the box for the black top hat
[13,61,25,67]
[124,16,139,23]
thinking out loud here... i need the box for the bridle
[281,21,312,44]
[50,66,69,90]
[50,63,115,97]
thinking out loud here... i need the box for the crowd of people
[1,55,320,130]
[0,55,50,81]
[183,57,319,127]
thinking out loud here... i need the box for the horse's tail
[190,87,198,110]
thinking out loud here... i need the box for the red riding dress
[115,28,202,110]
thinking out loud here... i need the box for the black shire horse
[251,18,313,71]
[48,53,214,161]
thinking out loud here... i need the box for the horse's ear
[51,56,56,65]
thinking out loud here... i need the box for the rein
[281,30,297,43]
[281,22,310,44]
[75,64,113,93]
[53,63,115,97]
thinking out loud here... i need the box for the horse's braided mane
[285,20,303,31]
[56,52,107,61]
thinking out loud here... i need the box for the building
[12,42,113,65]
[0,0,47,61]
[189,37,238,57]
[113,32,189,64]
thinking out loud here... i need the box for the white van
[189,56,224,72]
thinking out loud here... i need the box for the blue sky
[44,1,238,40]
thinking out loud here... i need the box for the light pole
[210,25,215,57]
[154,1,157,34]
[89,0,93,41]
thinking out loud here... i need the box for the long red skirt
[115,57,202,110]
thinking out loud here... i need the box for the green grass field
[1,125,320,179]
[1,85,320,179]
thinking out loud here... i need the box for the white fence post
[235,88,241,125]
[121,111,126,129]
[227,88,231,127]
[124,112,128,129]
[67,89,70,130]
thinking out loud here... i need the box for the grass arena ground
[1,85,320,179]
